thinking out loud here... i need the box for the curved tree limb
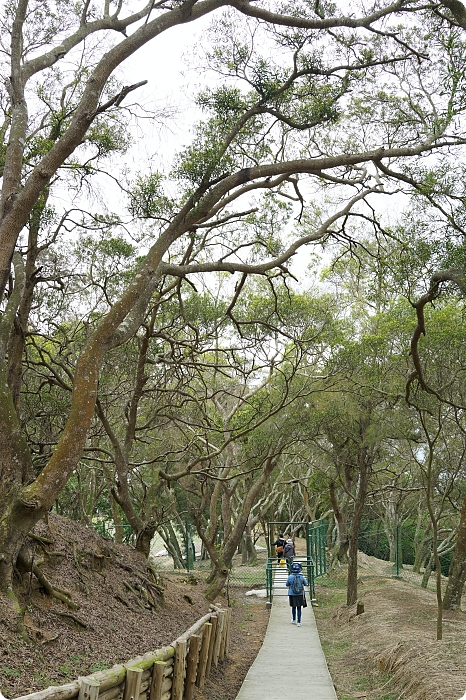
[407,266,466,407]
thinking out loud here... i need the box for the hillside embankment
[0,514,268,699]
[314,562,466,700]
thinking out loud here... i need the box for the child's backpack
[291,573,304,595]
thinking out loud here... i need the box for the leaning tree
[2,0,466,617]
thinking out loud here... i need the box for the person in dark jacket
[286,562,308,626]
[272,533,286,563]
[283,537,295,571]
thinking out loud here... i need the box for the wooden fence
[12,606,232,700]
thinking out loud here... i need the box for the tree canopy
[2,0,466,622]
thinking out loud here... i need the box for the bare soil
[0,514,269,699]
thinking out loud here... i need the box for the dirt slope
[0,514,268,699]
[314,568,466,700]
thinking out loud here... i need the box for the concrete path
[236,564,337,700]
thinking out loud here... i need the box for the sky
[46,2,415,294]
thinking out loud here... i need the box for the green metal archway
[266,519,327,602]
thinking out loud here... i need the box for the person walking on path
[272,533,286,564]
[286,562,308,626]
[283,536,295,571]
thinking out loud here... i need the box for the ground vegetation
[315,554,466,700]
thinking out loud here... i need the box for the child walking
[286,562,308,626]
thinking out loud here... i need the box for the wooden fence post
[123,668,143,700]
[212,610,225,668]
[226,607,232,657]
[196,622,212,690]
[172,640,187,700]
[78,679,100,700]
[205,615,218,678]
[160,661,174,700]
[219,608,231,660]
[149,661,166,700]
[184,635,201,700]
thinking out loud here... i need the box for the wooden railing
[12,606,232,700]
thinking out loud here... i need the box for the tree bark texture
[347,446,371,606]
[443,494,466,610]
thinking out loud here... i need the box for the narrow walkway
[236,566,337,700]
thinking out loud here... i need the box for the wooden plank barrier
[77,680,99,700]
[220,607,231,660]
[225,607,232,657]
[123,668,142,700]
[98,683,124,700]
[183,635,200,700]
[10,607,232,700]
[195,622,212,690]
[205,615,218,679]
[212,610,225,668]
[149,661,166,700]
[171,640,187,700]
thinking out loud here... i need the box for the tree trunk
[0,359,37,596]
[241,525,257,564]
[135,524,156,558]
[413,531,432,574]
[199,452,276,599]
[388,531,396,563]
[412,511,431,573]
[421,552,434,588]
[443,494,466,610]
[205,564,229,601]
[381,500,397,562]
[329,481,349,565]
[347,448,370,606]
[7,193,50,409]
[109,488,124,544]
[161,522,185,569]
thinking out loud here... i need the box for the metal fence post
[305,521,311,564]
[394,521,400,577]
[266,559,272,603]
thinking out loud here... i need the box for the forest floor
[1,517,466,700]
[0,514,268,699]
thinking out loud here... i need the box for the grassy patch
[313,571,466,700]
[1,666,21,678]
[89,660,111,673]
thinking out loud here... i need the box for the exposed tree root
[17,548,79,610]
[72,542,90,594]
[27,532,54,547]
[123,580,148,609]
[5,587,29,641]
[135,569,164,600]
[114,593,132,608]
[52,610,88,628]
[32,563,79,609]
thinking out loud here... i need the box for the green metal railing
[306,520,327,578]
[266,556,316,603]
[266,519,327,602]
